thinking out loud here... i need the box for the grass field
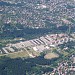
[0,51,29,59]
[0,49,40,59]
[44,52,59,59]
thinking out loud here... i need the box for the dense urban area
[0,0,75,29]
[0,0,75,75]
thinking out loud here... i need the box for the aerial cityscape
[0,0,75,75]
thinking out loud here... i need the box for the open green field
[0,49,40,59]
[0,51,29,59]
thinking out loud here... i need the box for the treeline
[0,23,69,40]
[0,55,59,75]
